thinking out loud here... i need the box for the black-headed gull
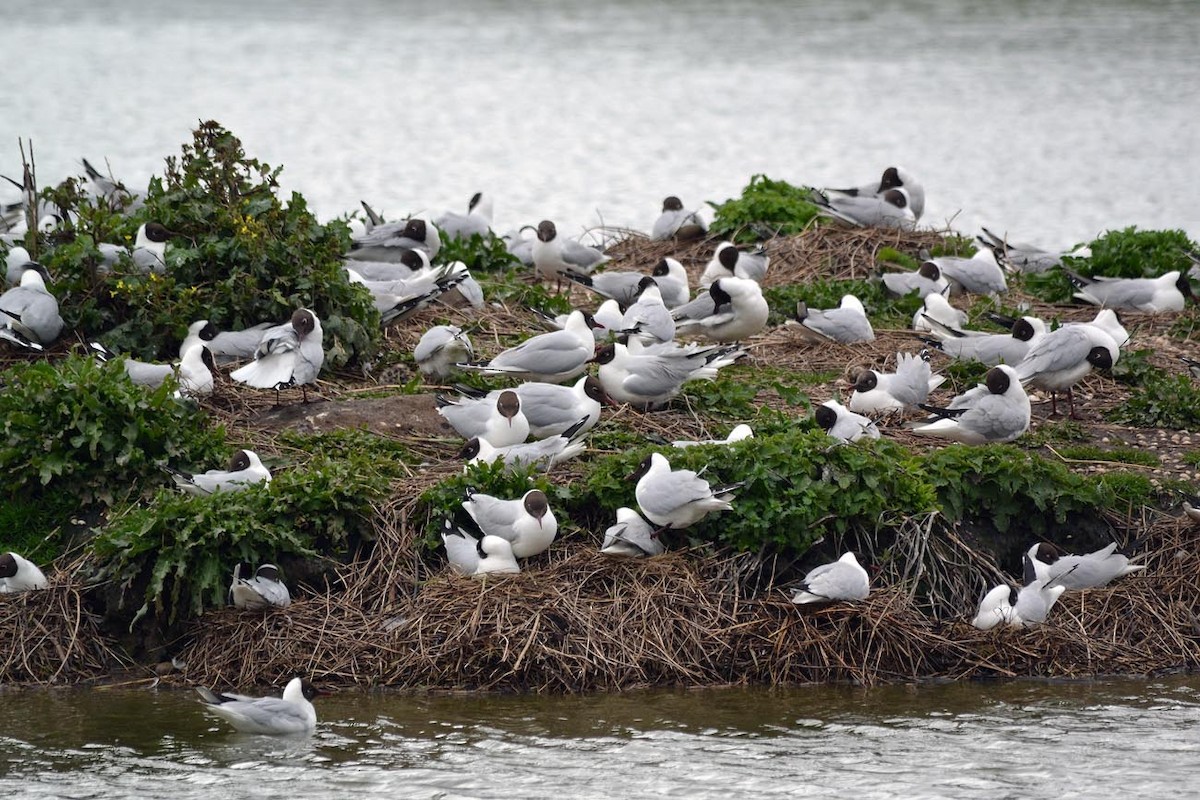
[230,308,325,402]
[629,451,740,530]
[671,276,769,343]
[970,584,1016,630]
[1065,269,1194,313]
[913,364,1031,444]
[926,252,1007,296]
[437,389,529,446]
[1012,322,1119,417]
[180,319,273,364]
[5,245,32,285]
[912,292,968,332]
[1025,542,1145,589]
[463,488,557,558]
[532,220,609,285]
[651,196,707,241]
[443,375,609,439]
[814,399,880,444]
[650,257,690,309]
[563,266,654,308]
[976,227,1071,274]
[229,563,292,609]
[592,341,720,410]
[0,551,48,592]
[600,507,665,558]
[434,191,494,241]
[1011,554,1068,627]
[90,341,215,397]
[619,277,675,344]
[458,416,590,471]
[97,222,171,274]
[460,309,598,383]
[789,294,875,344]
[920,315,1045,366]
[441,517,520,576]
[163,449,272,495]
[82,157,144,211]
[0,262,64,350]
[812,187,916,230]
[347,216,441,262]
[848,352,943,414]
[790,552,870,604]
[196,676,322,735]
[414,324,473,381]
[699,242,769,286]
[826,166,925,221]
[881,262,947,298]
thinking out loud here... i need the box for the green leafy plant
[0,355,226,508]
[1053,445,1160,467]
[708,175,822,243]
[1107,372,1200,428]
[90,449,392,627]
[41,121,379,362]
[1067,226,1197,279]
[437,232,521,273]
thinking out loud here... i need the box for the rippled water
[2,678,1199,798]
[1,0,1198,247]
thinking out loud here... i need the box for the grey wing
[622,301,675,341]
[490,331,588,375]
[960,393,1026,441]
[639,471,713,517]
[254,578,291,607]
[670,293,718,323]
[807,309,873,343]
[231,697,311,732]
[1080,277,1154,308]
[561,240,608,271]
[464,494,522,533]
[621,356,699,397]
[132,248,166,274]
[651,209,686,241]
[442,529,481,575]
[438,397,492,438]
[122,358,174,387]
[942,334,1028,366]
[211,324,273,360]
[603,517,663,556]
[592,272,644,304]
[254,322,299,358]
[1017,327,1091,379]
[515,384,578,429]
[414,328,455,362]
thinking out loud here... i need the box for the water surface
[2,678,1198,799]
[1,0,1197,247]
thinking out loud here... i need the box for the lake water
[2,678,1199,799]
[1,0,1198,249]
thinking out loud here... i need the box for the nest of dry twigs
[173,495,1200,691]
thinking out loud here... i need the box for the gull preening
[229,563,292,609]
[230,308,325,403]
[599,507,665,558]
[414,324,474,381]
[1025,542,1145,589]
[848,351,943,415]
[789,294,875,344]
[671,276,769,343]
[440,517,521,577]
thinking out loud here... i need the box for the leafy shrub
[0,355,226,507]
[41,121,379,362]
[437,232,521,273]
[708,175,821,243]
[90,448,392,627]
[1107,372,1200,428]
[1068,226,1197,279]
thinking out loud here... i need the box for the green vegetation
[1108,372,1200,429]
[1053,445,1161,467]
[41,121,378,362]
[1066,226,1197,280]
[91,431,399,627]
[0,355,226,509]
[763,278,922,329]
[708,175,821,243]
[437,232,521,274]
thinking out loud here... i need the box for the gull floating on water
[196,676,322,735]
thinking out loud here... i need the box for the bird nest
[0,568,128,685]
[175,505,1200,692]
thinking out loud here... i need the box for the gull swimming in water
[196,676,322,735]
[229,563,292,609]
[790,552,870,604]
